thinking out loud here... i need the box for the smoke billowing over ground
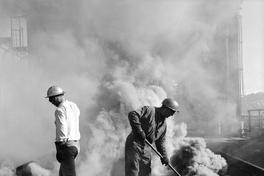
[0,0,241,175]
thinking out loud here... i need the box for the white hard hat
[45,86,65,98]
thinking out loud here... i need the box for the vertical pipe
[241,119,244,136]
[11,17,13,47]
[10,17,14,59]
[237,4,244,119]
[26,17,28,54]
[21,28,24,47]
[259,110,261,129]
[226,30,230,103]
[261,111,264,128]
[248,111,251,133]
[239,14,245,97]
[19,17,22,47]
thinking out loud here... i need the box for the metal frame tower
[237,6,244,118]
[0,14,28,60]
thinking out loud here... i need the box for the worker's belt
[55,140,78,143]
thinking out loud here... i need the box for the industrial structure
[0,14,28,61]
[176,3,245,136]
[0,3,263,138]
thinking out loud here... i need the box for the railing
[241,109,264,137]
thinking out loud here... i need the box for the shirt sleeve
[128,107,145,134]
[155,125,168,158]
[55,108,68,141]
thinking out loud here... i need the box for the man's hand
[136,130,146,142]
[161,156,169,166]
[55,142,65,163]
[56,150,64,163]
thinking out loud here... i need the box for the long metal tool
[145,140,181,176]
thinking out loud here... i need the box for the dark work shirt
[128,106,167,158]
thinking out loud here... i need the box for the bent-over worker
[125,98,179,176]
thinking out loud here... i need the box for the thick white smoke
[0,0,242,175]
[0,159,15,176]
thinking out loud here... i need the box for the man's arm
[55,108,68,141]
[155,126,169,165]
[128,110,143,133]
[128,107,146,142]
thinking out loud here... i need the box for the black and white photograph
[0,0,263,176]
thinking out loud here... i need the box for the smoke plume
[0,0,242,175]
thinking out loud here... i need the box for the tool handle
[145,140,181,176]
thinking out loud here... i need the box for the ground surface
[205,136,264,168]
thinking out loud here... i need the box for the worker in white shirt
[46,86,81,176]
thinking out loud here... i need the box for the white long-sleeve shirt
[54,100,81,142]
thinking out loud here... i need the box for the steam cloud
[0,0,242,175]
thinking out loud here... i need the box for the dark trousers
[55,143,78,176]
[125,133,152,176]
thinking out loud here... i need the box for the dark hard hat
[45,86,65,98]
[162,98,179,112]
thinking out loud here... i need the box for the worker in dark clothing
[125,98,179,176]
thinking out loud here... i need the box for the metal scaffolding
[237,5,245,118]
[0,14,28,60]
